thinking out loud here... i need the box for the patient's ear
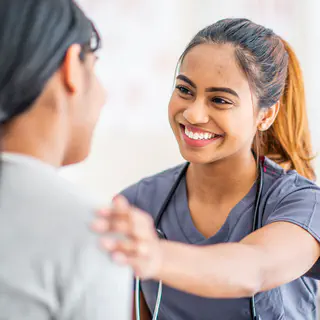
[61,44,83,94]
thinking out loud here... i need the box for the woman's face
[168,43,260,164]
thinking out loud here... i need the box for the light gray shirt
[0,153,132,320]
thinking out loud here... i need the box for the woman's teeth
[184,127,217,140]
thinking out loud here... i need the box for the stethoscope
[135,158,265,320]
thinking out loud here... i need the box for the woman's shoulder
[263,156,319,199]
[262,157,320,232]
[262,159,320,279]
[120,163,186,214]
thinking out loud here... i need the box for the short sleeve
[264,186,320,279]
[119,183,139,206]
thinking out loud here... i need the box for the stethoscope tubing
[136,159,264,320]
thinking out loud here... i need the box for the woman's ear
[257,101,280,131]
[61,44,83,94]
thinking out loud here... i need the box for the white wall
[61,0,320,204]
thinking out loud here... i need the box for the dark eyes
[211,97,231,105]
[175,85,232,106]
[176,85,192,96]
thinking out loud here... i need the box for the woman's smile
[180,124,225,148]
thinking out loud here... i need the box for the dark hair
[177,18,315,180]
[0,0,101,124]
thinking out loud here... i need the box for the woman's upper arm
[241,220,320,291]
[240,186,320,290]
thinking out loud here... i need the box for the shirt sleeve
[59,239,133,320]
[119,182,139,206]
[264,185,320,279]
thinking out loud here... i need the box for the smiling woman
[93,18,320,320]
[170,43,251,164]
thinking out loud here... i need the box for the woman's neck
[1,114,65,167]
[186,151,258,205]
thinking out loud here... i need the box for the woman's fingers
[93,197,157,240]
[131,208,157,240]
[92,195,132,234]
[96,198,130,217]
[100,236,150,258]
[96,208,111,217]
[91,218,109,233]
[94,201,163,279]
[93,194,162,277]
[112,195,131,216]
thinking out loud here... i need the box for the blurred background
[61,0,320,206]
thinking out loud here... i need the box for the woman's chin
[179,147,223,165]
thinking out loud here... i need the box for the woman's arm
[94,196,320,299]
[156,221,320,298]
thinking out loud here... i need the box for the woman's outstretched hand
[91,195,163,280]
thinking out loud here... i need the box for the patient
[0,0,132,319]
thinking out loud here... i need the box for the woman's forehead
[179,43,250,92]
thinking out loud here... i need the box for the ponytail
[259,39,315,181]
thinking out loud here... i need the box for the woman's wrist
[153,240,168,281]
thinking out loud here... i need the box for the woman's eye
[212,97,231,105]
[176,85,192,96]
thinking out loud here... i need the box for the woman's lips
[180,124,224,147]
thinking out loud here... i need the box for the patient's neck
[1,114,65,167]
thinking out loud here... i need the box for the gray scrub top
[121,157,320,320]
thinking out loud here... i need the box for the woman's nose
[183,100,209,124]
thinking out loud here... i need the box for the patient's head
[0,0,106,166]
